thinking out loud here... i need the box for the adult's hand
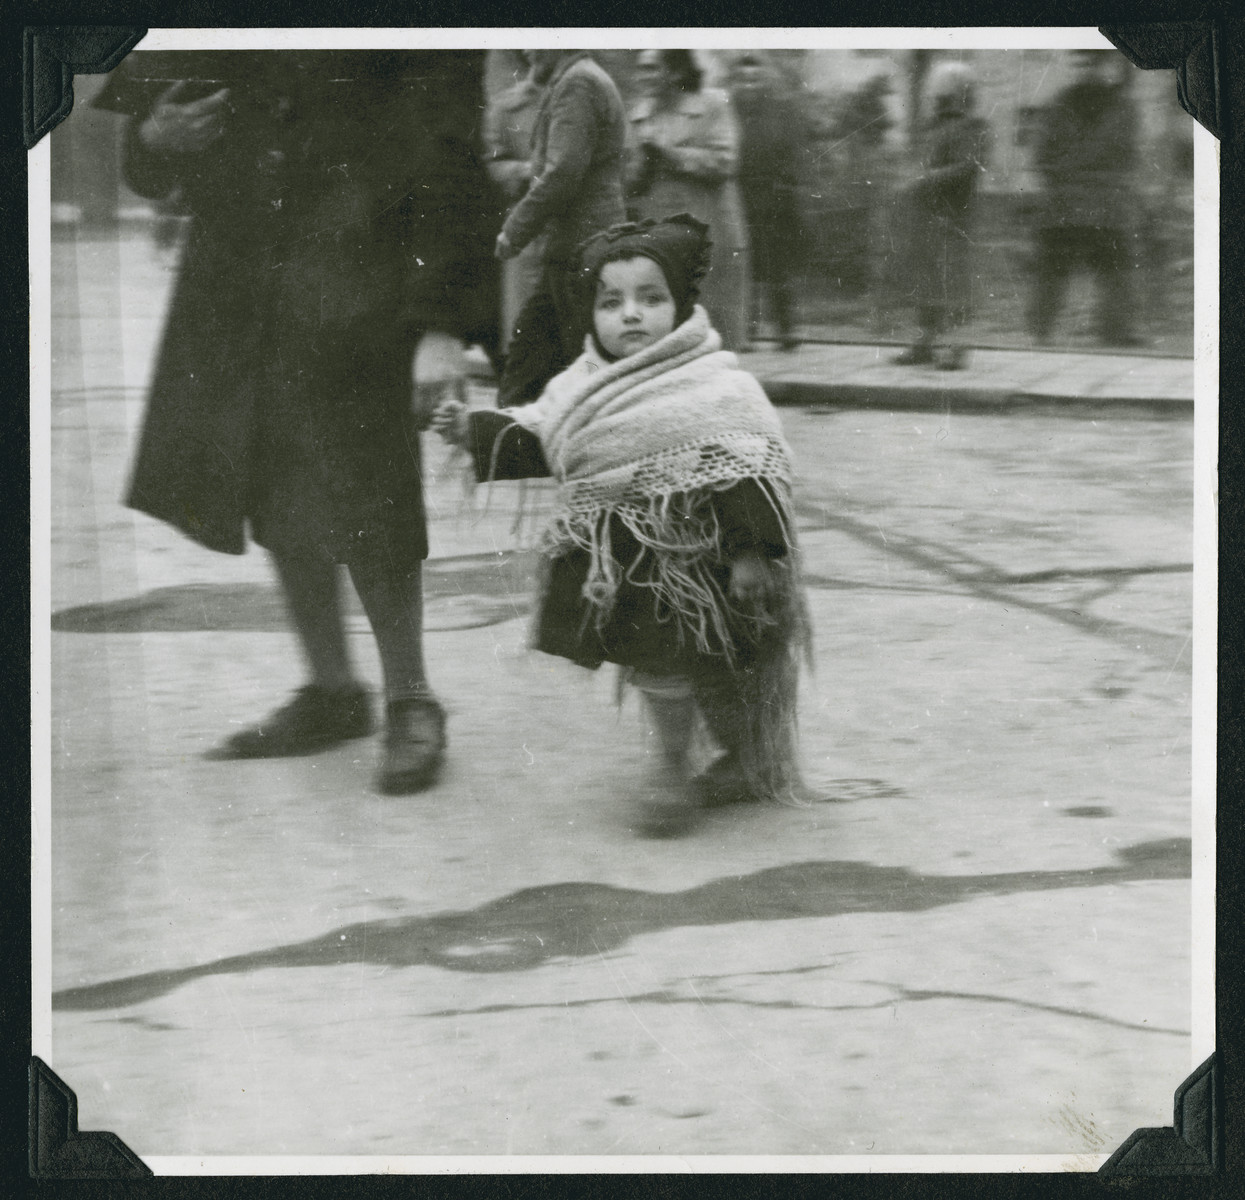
[431,399,469,447]
[138,82,231,154]
[411,331,467,430]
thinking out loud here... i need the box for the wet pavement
[37,231,1204,1166]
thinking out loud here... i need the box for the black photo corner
[5,0,1244,1192]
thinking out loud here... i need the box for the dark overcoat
[103,51,500,564]
[1033,81,1139,231]
[499,53,627,269]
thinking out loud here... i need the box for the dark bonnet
[578,213,713,322]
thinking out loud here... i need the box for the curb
[760,378,1194,419]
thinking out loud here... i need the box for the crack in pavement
[53,837,1190,1012]
[795,503,1190,663]
[418,975,1190,1038]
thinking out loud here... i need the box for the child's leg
[692,670,754,803]
[634,672,696,775]
[631,671,698,836]
[696,654,802,804]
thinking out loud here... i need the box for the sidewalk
[734,342,1191,416]
[465,339,1195,417]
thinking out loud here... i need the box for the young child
[435,214,809,835]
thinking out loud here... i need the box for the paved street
[38,231,1204,1166]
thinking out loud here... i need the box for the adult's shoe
[1100,332,1146,350]
[377,697,447,794]
[893,344,935,366]
[206,685,373,759]
[936,345,970,371]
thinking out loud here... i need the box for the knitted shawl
[507,305,799,663]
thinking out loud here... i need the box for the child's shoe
[636,765,698,839]
[692,752,755,807]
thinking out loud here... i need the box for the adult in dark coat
[99,51,499,792]
[482,52,544,354]
[894,62,990,370]
[730,53,806,350]
[494,50,627,407]
[1027,50,1142,348]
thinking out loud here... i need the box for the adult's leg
[272,550,355,691]
[738,186,768,339]
[895,303,942,364]
[936,304,972,370]
[497,284,562,408]
[895,212,944,364]
[347,547,445,793]
[498,260,583,408]
[935,228,974,371]
[1028,225,1073,343]
[1088,225,1140,346]
[547,259,588,363]
[346,553,430,704]
[207,549,372,759]
[769,187,800,346]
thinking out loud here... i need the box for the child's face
[592,256,677,359]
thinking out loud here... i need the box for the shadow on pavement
[54,837,1190,1012]
[50,552,541,634]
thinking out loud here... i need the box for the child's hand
[729,552,775,609]
[431,399,469,447]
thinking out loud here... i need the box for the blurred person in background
[627,49,750,350]
[98,51,498,793]
[831,69,902,334]
[494,49,627,407]
[893,60,990,370]
[1026,49,1142,348]
[729,53,805,350]
[483,51,545,357]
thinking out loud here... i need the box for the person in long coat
[1026,50,1142,348]
[482,51,545,355]
[494,50,628,407]
[626,49,750,350]
[98,50,499,792]
[894,61,990,370]
[729,53,806,349]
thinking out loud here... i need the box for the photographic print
[29,25,1215,1173]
